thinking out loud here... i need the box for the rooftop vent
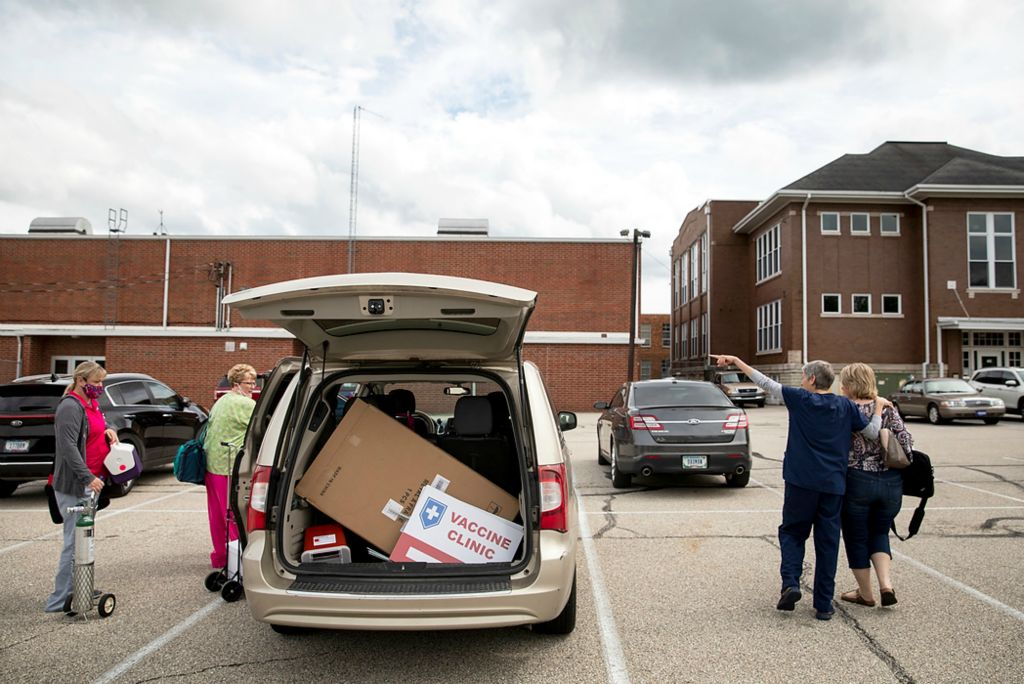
[28,217,93,235]
[437,218,489,236]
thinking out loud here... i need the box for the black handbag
[891,450,933,541]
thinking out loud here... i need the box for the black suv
[0,373,207,497]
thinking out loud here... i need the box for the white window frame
[661,323,671,347]
[690,245,699,300]
[755,224,781,284]
[640,323,652,348]
[756,300,782,354]
[680,252,689,303]
[852,293,872,315]
[967,212,1017,289]
[880,213,900,236]
[821,212,840,235]
[690,317,698,358]
[850,213,870,235]
[51,356,106,376]
[700,231,708,293]
[821,293,841,314]
[881,294,902,315]
[674,257,682,306]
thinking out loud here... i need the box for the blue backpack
[174,422,208,485]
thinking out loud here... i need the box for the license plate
[682,455,707,469]
[976,411,987,417]
[4,439,29,453]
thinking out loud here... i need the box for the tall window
[756,224,781,283]
[690,317,698,358]
[690,245,699,299]
[681,321,688,359]
[700,232,708,293]
[661,359,671,377]
[674,257,682,306]
[680,251,689,303]
[756,300,782,354]
[968,213,1016,288]
[701,313,708,357]
[661,323,671,347]
[640,323,652,348]
[640,360,652,380]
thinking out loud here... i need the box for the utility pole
[621,229,651,384]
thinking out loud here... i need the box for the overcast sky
[2,1,1022,312]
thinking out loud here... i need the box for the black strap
[891,496,928,541]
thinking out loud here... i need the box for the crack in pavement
[961,466,1024,493]
[130,650,335,683]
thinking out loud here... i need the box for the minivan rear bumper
[242,530,576,631]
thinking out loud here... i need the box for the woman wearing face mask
[202,363,257,569]
[45,361,119,614]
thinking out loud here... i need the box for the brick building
[0,235,633,411]
[671,141,1024,392]
[636,313,671,381]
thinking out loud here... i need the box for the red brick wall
[0,235,633,411]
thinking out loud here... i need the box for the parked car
[214,372,267,403]
[221,273,579,635]
[0,373,207,497]
[890,377,1005,425]
[711,370,766,407]
[969,367,1024,418]
[594,378,752,489]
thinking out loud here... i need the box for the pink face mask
[83,383,104,400]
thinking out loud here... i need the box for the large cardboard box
[294,399,520,553]
[390,485,524,563]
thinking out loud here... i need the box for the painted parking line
[750,475,1024,621]
[936,478,1024,503]
[576,491,631,684]
[581,505,1024,515]
[93,597,224,684]
[0,490,191,557]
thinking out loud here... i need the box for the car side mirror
[558,411,577,431]
[1007,380,1019,387]
[593,401,609,410]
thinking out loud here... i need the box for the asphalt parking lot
[2,407,1023,683]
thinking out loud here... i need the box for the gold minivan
[224,273,578,634]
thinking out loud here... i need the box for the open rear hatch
[225,274,538,588]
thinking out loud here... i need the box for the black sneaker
[815,609,834,621]
[776,586,802,611]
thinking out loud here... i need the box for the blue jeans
[779,482,843,613]
[841,468,903,569]
[45,489,83,612]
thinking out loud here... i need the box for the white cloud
[1,0,1023,312]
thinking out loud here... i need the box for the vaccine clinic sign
[390,485,524,564]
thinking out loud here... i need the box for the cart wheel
[221,580,243,603]
[97,593,116,618]
[205,570,226,592]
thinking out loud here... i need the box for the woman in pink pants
[202,364,257,568]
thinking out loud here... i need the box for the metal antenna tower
[347,105,362,274]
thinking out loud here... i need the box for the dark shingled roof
[784,142,1024,192]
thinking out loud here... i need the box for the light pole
[621,228,651,384]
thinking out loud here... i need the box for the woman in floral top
[203,363,257,569]
[838,363,913,609]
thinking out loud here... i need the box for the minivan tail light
[246,465,272,532]
[629,415,664,431]
[539,464,569,533]
[722,413,749,431]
